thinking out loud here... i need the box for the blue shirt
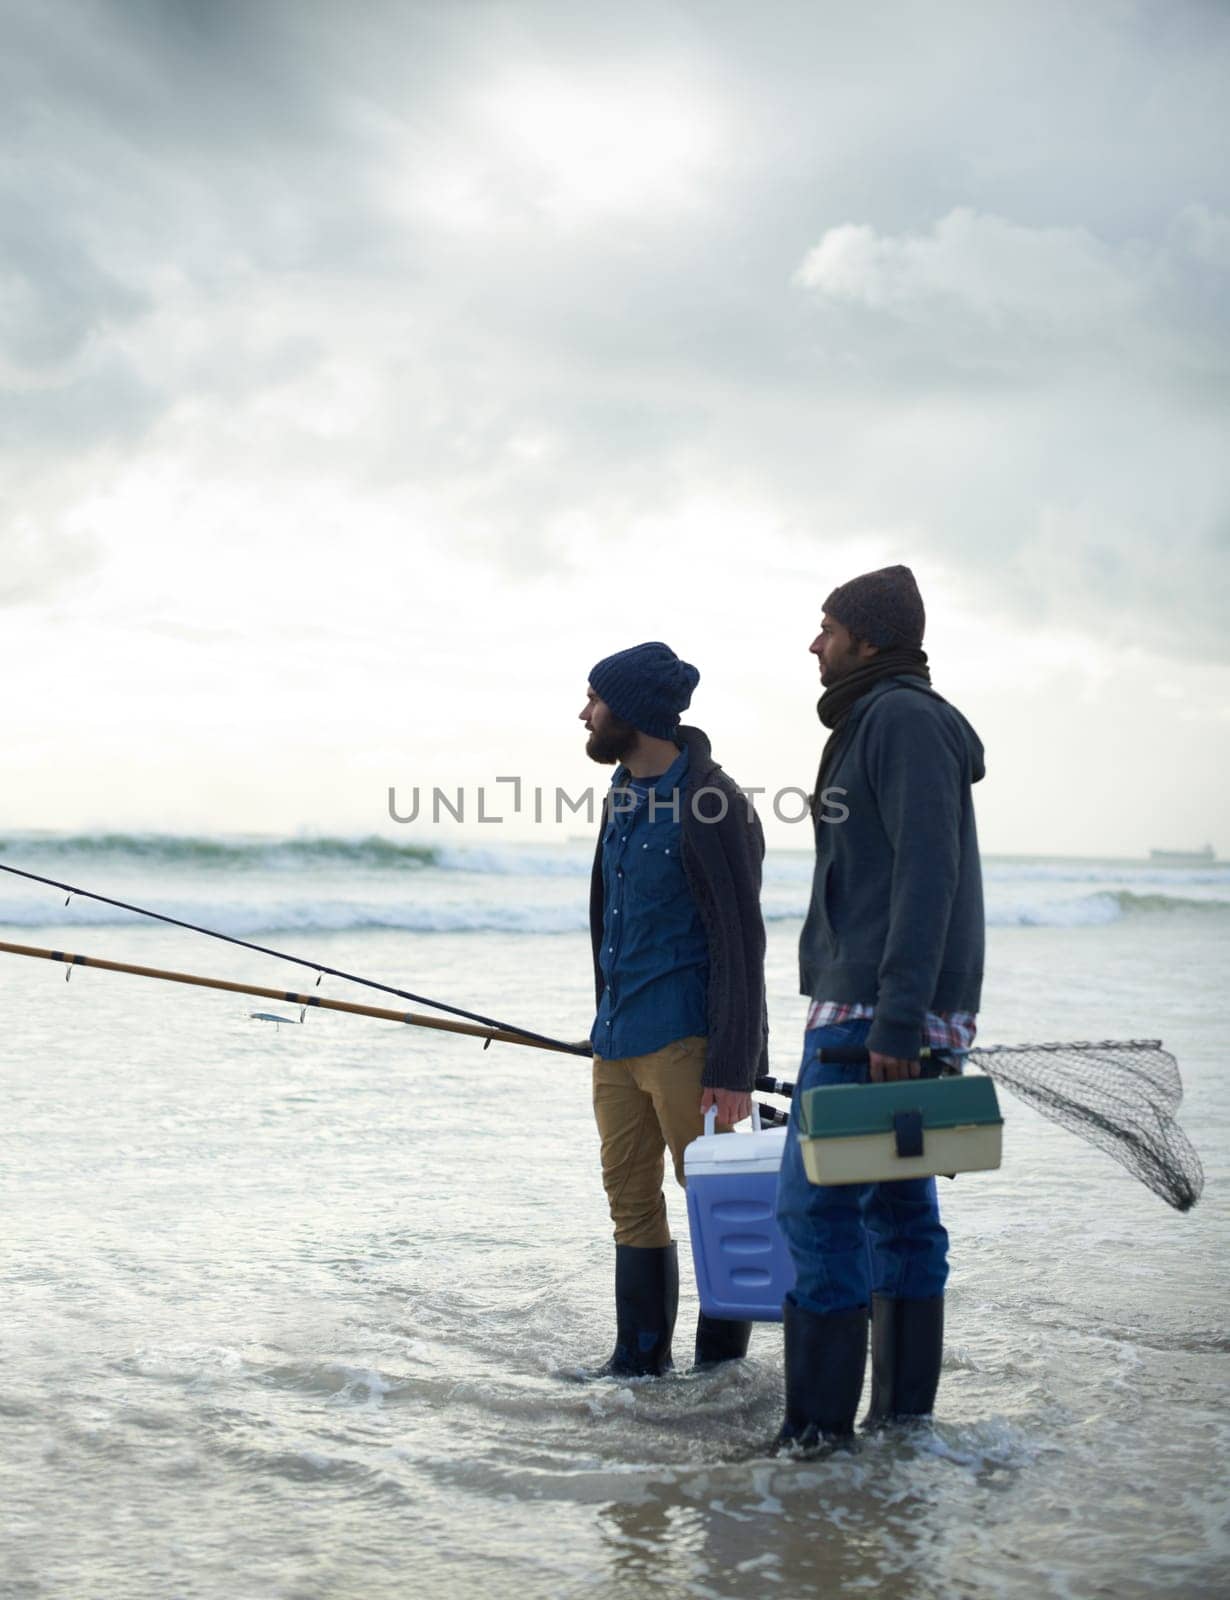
[593,744,710,1059]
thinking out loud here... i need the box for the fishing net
[968,1039,1204,1213]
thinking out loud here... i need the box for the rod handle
[754,1075,795,1098]
[817,1046,956,1078]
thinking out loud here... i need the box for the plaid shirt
[805,999,977,1053]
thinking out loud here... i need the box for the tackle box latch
[892,1109,924,1159]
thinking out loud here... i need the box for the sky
[2,0,1228,855]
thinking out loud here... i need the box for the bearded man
[579,641,769,1377]
[775,566,986,1445]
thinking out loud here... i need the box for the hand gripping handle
[816,1046,956,1078]
[703,1101,762,1136]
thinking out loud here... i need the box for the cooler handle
[703,1101,762,1137]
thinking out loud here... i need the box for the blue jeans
[775,1018,949,1316]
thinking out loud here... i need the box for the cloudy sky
[3,0,1227,855]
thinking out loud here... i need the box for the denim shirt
[593,744,710,1059]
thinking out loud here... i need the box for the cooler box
[684,1106,796,1323]
[798,1075,1003,1186]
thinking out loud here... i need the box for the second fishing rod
[0,860,591,1057]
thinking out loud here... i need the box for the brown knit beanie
[822,564,926,648]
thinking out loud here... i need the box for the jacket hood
[853,678,986,784]
[676,723,718,778]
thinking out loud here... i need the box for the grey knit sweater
[589,725,769,1091]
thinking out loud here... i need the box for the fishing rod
[0,860,590,1057]
[0,939,581,1054]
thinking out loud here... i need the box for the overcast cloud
[1,0,1227,848]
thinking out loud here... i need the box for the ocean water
[1,834,1227,1599]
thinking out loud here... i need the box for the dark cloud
[1,0,1227,650]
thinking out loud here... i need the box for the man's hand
[700,1087,752,1125]
[869,1052,920,1083]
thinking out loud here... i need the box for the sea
[1,833,1227,1600]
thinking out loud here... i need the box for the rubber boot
[693,1312,753,1369]
[598,1243,679,1377]
[863,1294,944,1426]
[775,1298,869,1449]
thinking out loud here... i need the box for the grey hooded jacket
[799,677,986,1061]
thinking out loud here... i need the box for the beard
[585,713,639,765]
[819,639,864,687]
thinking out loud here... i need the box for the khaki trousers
[593,1035,731,1248]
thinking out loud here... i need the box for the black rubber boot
[863,1293,944,1426]
[693,1312,753,1369]
[598,1243,679,1377]
[775,1298,869,1449]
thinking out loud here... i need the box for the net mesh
[968,1039,1204,1213]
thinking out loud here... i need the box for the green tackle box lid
[799,1074,1002,1140]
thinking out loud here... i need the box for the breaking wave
[0,894,591,936]
[0,834,1226,935]
[0,888,1225,938]
[0,832,443,872]
[987,889,1230,928]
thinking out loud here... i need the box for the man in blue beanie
[579,641,769,1377]
[775,565,986,1446]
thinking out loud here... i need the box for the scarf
[813,647,931,808]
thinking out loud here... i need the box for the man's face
[579,686,639,765]
[810,613,873,687]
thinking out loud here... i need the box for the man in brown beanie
[774,565,986,1446]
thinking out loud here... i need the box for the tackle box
[684,1106,796,1323]
[797,1075,1003,1186]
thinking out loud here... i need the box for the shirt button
[613,908,619,915]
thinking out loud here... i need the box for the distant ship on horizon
[1149,844,1216,865]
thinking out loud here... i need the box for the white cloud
[0,518,98,605]
[795,208,1144,327]
[784,204,1230,659]
[1171,202,1230,267]
[793,205,1230,371]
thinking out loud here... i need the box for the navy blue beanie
[589,642,699,740]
